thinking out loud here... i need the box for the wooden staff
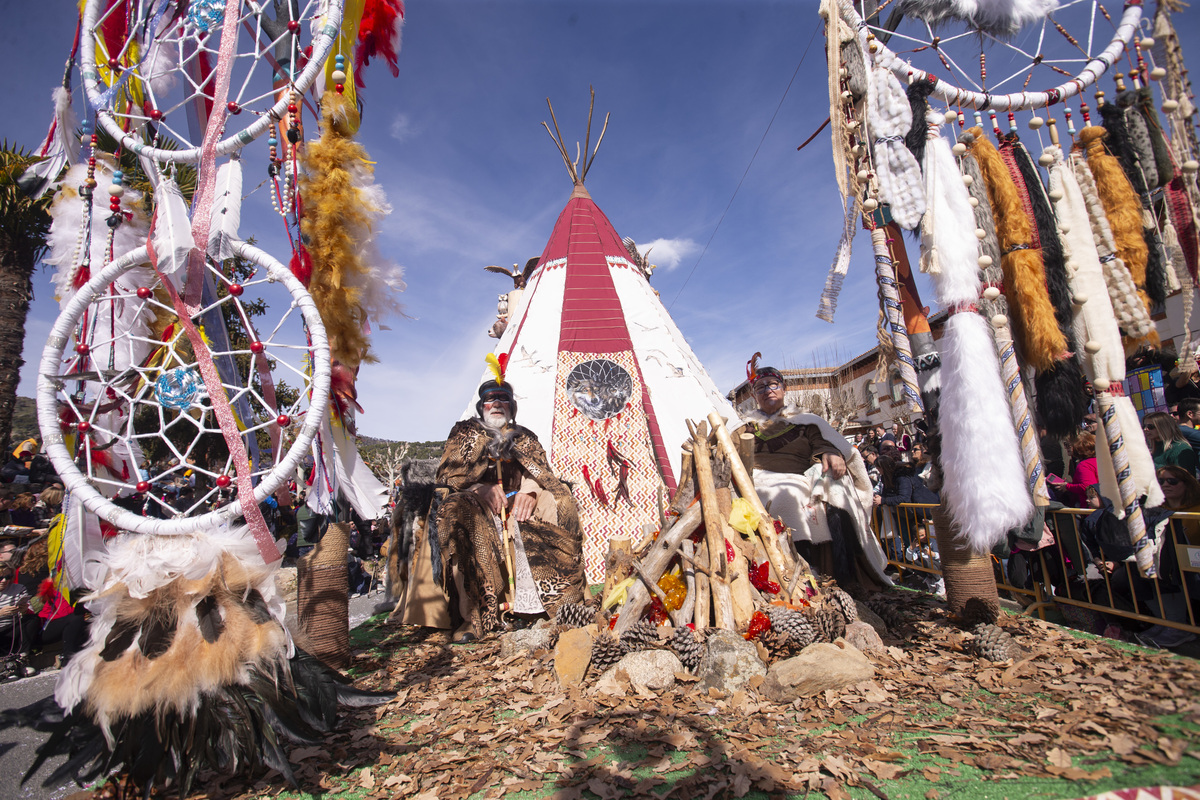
[496,462,517,610]
[693,540,711,631]
[613,502,703,636]
[716,481,755,628]
[692,427,735,630]
[706,412,804,596]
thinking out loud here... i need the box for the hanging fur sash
[867,50,926,231]
[920,115,1032,551]
[967,127,1066,372]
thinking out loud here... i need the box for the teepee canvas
[463,104,735,582]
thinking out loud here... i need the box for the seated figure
[433,378,586,642]
[738,363,891,593]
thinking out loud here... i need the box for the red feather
[497,351,509,376]
[746,351,761,383]
[355,0,405,88]
[37,578,56,600]
[290,244,312,286]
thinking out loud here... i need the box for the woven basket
[298,521,351,668]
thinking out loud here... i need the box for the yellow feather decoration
[485,353,504,384]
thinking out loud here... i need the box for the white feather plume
[207,157,243,262]
[142,6,181,97]
[341,157,406,327]
[897,0,1060,36]
[21,87,79,198]
[151,178,196,282]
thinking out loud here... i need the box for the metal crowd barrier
[871,503,1200,639]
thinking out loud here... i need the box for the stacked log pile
[573,412,861,680]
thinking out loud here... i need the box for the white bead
[1092,379,1111,392]
[968,197,979,207]
[1151,67,1166,80]
[1084,340,1102,354]
[943,110,958,124]
[1073,293,1088,305]
[1029,116,1045,129]
[846,120,860,130]
[1140,37,1155,48]
[952,142,967,156]
[107,184,124,197]
[983,287,1001,301]
[857,170,871,183]
[1059,223,1070,234]
[962,174,974,186]
[1163,99,1180,113]
[1048,189,1063,201]
[1183,160,1199,174]
[842,90,853,101]
[991,314,1008,328]
[863,198,879,211]
[978,255,993,267]
[975,228,987,240]
[330,69,347,84]
[1038,153,1056,166]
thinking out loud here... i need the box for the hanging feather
[867,51,926,230]
[151,178,197,282]
[299,90,405,370]
[895,0,1060,36]
[967,127,1065,372]
[921,118,1031,550]
[20,87,79,199]
[355,0,405,87]
[207,156,243,262]
[1006,136,1090,437]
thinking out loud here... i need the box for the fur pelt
[1135,87,1174,191]
[957,131,1007,318]
[299,90,405,369]
[1119,90,1160,190]
[868,50,926,230]
[968,127,1065,372]
[904,78,936,176]
[896,0,1059,36]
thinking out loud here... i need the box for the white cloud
[388,112,414,143]
[636,238,699,272]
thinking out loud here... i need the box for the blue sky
[3,1,1196,442]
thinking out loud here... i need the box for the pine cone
[828,585,858,624]
[806,604,846,643]
[972,623,1021,662]
[670,626,705,672]
[766,606,816,651]
[555,601,595,629]
[865,593,907,633]
[620,619,662,654]
[590,634,623,675]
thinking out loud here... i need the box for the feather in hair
[967,127,1065,372]
[485,352,504,384]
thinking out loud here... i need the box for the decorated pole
[870,226,924,415]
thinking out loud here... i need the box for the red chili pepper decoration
[608,613,618,630]
[581,464,609,506]
[749,559,781,595]
[744,610,771,640]
[774,519,786,536]
[646,596,669,625]
[724,538,737,568]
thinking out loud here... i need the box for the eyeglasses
[482,398,511,407]
[1162,477,1182,486]
[753,381,783,394]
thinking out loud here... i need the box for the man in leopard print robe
[435,380,586,642]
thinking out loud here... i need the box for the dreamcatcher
[19,0,403,791]
[817,0,1197,584]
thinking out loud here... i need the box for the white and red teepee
[464,102,735,582]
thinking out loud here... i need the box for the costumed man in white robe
[738,362,891,593]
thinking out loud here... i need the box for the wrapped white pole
[871,226,924,415]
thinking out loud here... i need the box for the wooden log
[707,411,808,601]
[671,442,695,514]
[737,431,756,475]
[613,502,703,636]
[694,540,710,631]
[603,536,633,602]
[692,431,736,631]
[676,540,696,627]
[717,485,755,629]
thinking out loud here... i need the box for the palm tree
[0,142,52,457]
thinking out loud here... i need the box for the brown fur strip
[967,127,1065,373]
[1079,126,1154,317]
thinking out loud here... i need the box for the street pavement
[0,590,390,800]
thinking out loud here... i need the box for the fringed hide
[299,90,405,370]
[968,127,1065,372]
[921,119,1031,551]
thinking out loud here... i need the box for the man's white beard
[483,409,511,430]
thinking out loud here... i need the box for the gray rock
[500,626,555,657]
[601,649,682,691]
[843,621,884,654]
[855,600,888,635]
[697,629,766,693]
[762,641,875,702]
[275,567,298,601]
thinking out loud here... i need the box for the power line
[668,20,822,311]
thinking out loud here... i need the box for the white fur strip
[938,312,1033,550]
[923,124,982,306]
[867,52,925,230]
[897,0,1059,36]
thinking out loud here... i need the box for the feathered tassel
[1072,150,1155,342]
[967,127,1065,372]
[867,51,926,230]
[44,158,151,308]
[21,87,79,198]
[299,90,405,369]
[921,119,1031,548]
[1007,137,1090,437]
[207,156,242,262]
[1082,124,1155,313]
[355,0,405,87]
[895,0,1060,36]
